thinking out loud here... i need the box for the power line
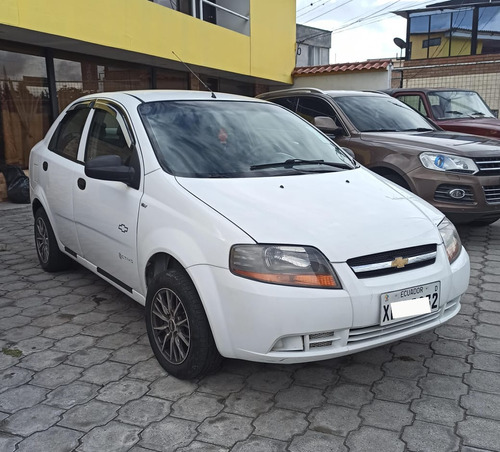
[296,0,328,14]
[297,0,331,16]
[303,0,354,24]
[297,1,332,19]
[330,1,402,33]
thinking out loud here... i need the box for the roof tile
[293,59,392,76]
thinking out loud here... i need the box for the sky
[296,0,431,64]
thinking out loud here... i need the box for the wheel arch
[145,252,186,290]
[370,166,412,191]
[31,198,44,216]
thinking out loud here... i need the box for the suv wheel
[145,270,222,379]
[34,208,71,272]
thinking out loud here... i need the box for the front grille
[474,157,500,176]
[347,297,459,345]
[347,311,440,344]
[347,244,437,279]
[483,185,500,204]
[434,184,474,204]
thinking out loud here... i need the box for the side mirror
[85,155,135,186]
[313,116,344,136]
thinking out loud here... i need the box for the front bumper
[407,167,500,223]
[188,244,470,363]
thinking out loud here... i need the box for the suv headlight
[230,245,341,288]
[420,152,478,174]
[438,218,462,264]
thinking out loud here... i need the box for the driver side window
[297,97,341,128]
[85,109,132,165]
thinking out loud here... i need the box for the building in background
[393,0,500,114]
[0,0,295,168]
[296,24,331,67]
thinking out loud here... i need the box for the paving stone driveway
[0,205,499,452]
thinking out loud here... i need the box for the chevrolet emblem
[391,256,409,268]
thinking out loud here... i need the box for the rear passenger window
[48,107,90,160]
[85,109,131,164]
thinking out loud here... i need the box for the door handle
[77,178,86,190]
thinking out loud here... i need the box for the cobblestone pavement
[0,204,499,452]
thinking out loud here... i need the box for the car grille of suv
[474,157,500,176]
[434,184,475,204]
[483,185,500,204]
[347,244,437,279]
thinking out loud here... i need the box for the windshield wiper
[471,111,486,117]
[250,158,352,171]
[401,128,434,132]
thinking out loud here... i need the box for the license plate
[380,282,440,326]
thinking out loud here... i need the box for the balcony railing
[151,0,250,35]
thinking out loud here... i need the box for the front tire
[145,270,222,379]
[34,208,71,272]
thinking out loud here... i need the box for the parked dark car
[385,88,500,139]
[258,88,500,225]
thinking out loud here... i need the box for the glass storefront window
[54,57,152,112]
[0,49,51,168]
[155,68,189,89]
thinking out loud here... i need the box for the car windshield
[427,90,495,120]
[138,100,354,178]
[333,95,435,133]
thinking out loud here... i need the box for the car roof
[76,89,265,104]
[324,90,389,98]
[384,88,476,94]
[258,88,389,100]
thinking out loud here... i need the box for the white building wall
[292,72,391,90]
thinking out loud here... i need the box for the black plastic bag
[0,165,30,204]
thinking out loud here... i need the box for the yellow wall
[410,33,476,59]
[0,0,295,84]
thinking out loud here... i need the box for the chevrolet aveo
[29,90,470,379]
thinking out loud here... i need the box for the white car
[29,90,470,379]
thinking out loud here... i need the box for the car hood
[360,130,500,156]
[176,168,444,262]
[437,117,500,137]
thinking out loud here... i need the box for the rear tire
[145,270,222,379]
[34,208,72,272]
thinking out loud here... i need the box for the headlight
[230,245,341,288]
[420,152,478,174]
[438,218,462,264]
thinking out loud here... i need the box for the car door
[40,102,92,256]
[73,100,143,293]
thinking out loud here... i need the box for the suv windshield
[333,95,434,133]
[139,101,354,178]
[427,90,495,120]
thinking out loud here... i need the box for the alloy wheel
[35,217,50,264]
[151,288,191,364]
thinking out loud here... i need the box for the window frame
[48,101,93,163]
